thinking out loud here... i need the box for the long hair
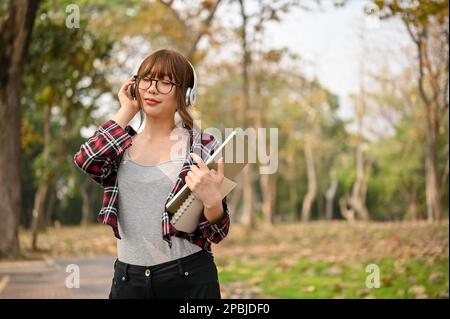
[135,49,195,131]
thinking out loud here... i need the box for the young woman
[74,49,230,299]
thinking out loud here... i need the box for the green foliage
[374,0,449,23]
[20,0,114,226]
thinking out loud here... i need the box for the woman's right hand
[118,76,140,115]
[113,77,140,129]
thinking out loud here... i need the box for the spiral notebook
[166,130,251,233]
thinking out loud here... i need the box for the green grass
[217,255,449,298]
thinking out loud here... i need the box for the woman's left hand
[186,153,224,209]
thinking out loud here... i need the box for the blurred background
[0,0,448,299]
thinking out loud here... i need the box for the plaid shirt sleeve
[198,197,230,244]
[197,135,231,244]
[73,119,133,185]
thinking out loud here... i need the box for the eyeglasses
[134,75,181,95]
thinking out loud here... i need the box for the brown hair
[135,48,195,130]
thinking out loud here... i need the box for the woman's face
[138,70,178,119]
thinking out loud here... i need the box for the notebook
[166,130,252,233]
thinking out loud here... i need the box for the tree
[374,0,449,221]
[237,0,256,228]
[21,2,113,249]
[0,0,40,259]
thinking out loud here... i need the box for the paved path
[0,255,116,299]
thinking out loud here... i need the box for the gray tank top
[116,139,202,267]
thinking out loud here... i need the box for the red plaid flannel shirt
[73,119,230,254]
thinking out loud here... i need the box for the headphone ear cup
[190,87,196,106]
[185,87,191,106]
[131,83,137,100]
[185,61,197,107]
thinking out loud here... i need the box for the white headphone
[185,61,197,107]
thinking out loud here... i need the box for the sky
[197,0,413,124]
[261,0,412,120]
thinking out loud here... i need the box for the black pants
[109,250,221,299]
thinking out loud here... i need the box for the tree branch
[188,0,222,61]
[158,0,186,29]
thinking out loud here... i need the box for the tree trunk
[339,195,355,223]
[80,179,92,226]
[31,102,51,250]
[425,140,441,222]
[238,0,255,228]
[408,187,419,222]
[258,127,276,225]
[421,84,442,222]
[301,136,317,221]
[253,37,274,226]
[350,140,370,220]
[405,21,447,222]
[228,174,242,223]
[350,62,370,221]
[326,169,338,220]
[45,187,56,227]
[241,165,255,227]
[261,173,276,225]
[285,154,298,220]
[0,0,39,259]
[440,153,449,200]
[31,182,49,250]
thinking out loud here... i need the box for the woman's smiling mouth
[144,98,161,106]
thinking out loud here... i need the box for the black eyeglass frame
[133,75,181,95]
